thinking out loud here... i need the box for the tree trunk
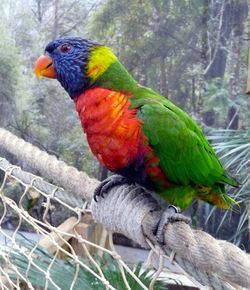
[226,0,248,129]
[36,0,43,23]
[52,0,59,38]
[205,0,233,80]
[201,0,209,71]
[159,56,167,96]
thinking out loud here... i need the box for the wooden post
[247,48,250,94]
[39,216,78,254]
[37,214,109,259]
[70,213,110,257]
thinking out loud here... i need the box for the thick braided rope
[0,127,98,202]
[0,157,84,208]
[170,257,235,290]
[91,184,162,248]
[162,223,249,288]
[162,234,246,290]
[91,185,250,289]
[0,127,249,289]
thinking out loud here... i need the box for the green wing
[132,86,236,187]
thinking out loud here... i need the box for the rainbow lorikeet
[34,37,238,211]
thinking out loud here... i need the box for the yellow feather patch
[87,46,117,81]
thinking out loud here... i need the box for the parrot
[34,37,238,213]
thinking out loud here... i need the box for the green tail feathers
[201,192,239,210]
[221,193,239,209]
[220,173,240,187]
[160,181,239,211]
[199,182,239,210]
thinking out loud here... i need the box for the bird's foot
[94,174,130,202]
[156,205,191,244]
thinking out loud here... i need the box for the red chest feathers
[74,87,145,171]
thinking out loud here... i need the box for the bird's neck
[86,46,138,93]
[86,46,117,82]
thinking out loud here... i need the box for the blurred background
[0,0,249,251]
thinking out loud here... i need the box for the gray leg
[156,205,191,243]
[94,174,130,202]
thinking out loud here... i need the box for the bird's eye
[59,43,72,53]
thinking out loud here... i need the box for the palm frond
[0,238,167,290]
[205,129,250,246]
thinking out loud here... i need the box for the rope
[0,127,98,202]
[91,184,250,289]
[0,157,84,209]
[162,223,249,289]
[0,127,249,289]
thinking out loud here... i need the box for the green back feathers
[133,86,224,186]
[132,86,238,209]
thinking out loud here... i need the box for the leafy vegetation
[1,239,166,290]
[205,129,250,248]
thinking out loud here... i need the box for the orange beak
[34,55,56,79]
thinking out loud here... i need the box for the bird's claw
[156,205,191,244]
[94,174,130,202]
